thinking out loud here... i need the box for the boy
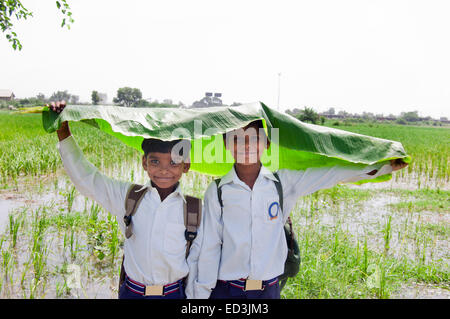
[50,101,200,299]
[192,120,407,299]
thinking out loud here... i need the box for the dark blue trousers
[210,279,280,299]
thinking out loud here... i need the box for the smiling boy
[50,101,201,299]
[193,120,407,299]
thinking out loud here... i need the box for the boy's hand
[47,100,66,114]
[47,100,71,140]
[390,158,408,171]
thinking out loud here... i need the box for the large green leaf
[42,102,410,181]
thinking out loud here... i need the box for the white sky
[1,0,449,118]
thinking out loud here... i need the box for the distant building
[191,92,223,107]
[0,89,15,101]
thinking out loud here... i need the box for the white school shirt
[58,136,200,295]
[192,162,393,298]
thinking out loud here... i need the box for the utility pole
[277,72,281,110]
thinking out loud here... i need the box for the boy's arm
[192,182,223,299]
[185,203,204,299]
[57,122,129,218]
[57,121,72,141]
[278,160,407,220]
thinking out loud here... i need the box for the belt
[220,277,279,291]
[125,275,183,296]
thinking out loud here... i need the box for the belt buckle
[244,279,263,291]
[145,285,164,296]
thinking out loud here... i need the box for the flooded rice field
[1,113,448,299]
[0,162,448,299]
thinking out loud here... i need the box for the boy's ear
[182,162,191,173]
[142,155,147,170]
[222,134,228,149]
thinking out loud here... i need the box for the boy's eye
[170,160,181,166]
[227,136,238,144]
[150,159,159,165]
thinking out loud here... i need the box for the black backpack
[214,172,300,290]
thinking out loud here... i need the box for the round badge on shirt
[268,202,279,220]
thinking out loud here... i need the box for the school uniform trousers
[58,136,201,299]
[191,163,393,299]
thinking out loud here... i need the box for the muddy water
[295,194,449,261]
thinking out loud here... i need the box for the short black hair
[222,119,266,140]
[141,138,191,159]
[245,119,264,130]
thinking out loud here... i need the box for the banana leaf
[42,102,410,182]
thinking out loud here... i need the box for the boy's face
[224,124,270,165]
[142,152,190,189]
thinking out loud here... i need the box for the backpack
[214,172,300,290]
[118,184,202,291]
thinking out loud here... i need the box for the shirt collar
[218,164,278,187]
[135,180,186,203]
[259,165,279,182]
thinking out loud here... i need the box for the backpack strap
[183,195,202,258]
[273,171,295,250]
[214,179,224,218]
[272,171,283,212]
[124,184,148,239]
[215,174,283,215]
[119,183,147,291]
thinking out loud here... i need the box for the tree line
[286,107,449,126]
[0,87,179,109]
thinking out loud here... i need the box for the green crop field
[0,111,139,187]
[326,123,450,185]
[0,110,448,298]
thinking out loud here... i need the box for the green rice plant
[383,215,392,255]
[89,202,101,224]
[32,244,48,282]
[106,214,120,262]
[60,186,77,213]
[69,227,76,260]
[8,212,24,249]
[2,249,13,282]
[362,237,369,276]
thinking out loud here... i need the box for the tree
[36,93,46,103]
[49,90,72,102]
[113,87,143,107]
[320,116,326,125]
[70,95,79,104]
[400,111,420,122]
[324,107,335,115]
[49,91,65,102]
[297,106,320,124]
[1,0,74,50]
[91,90,100,105]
